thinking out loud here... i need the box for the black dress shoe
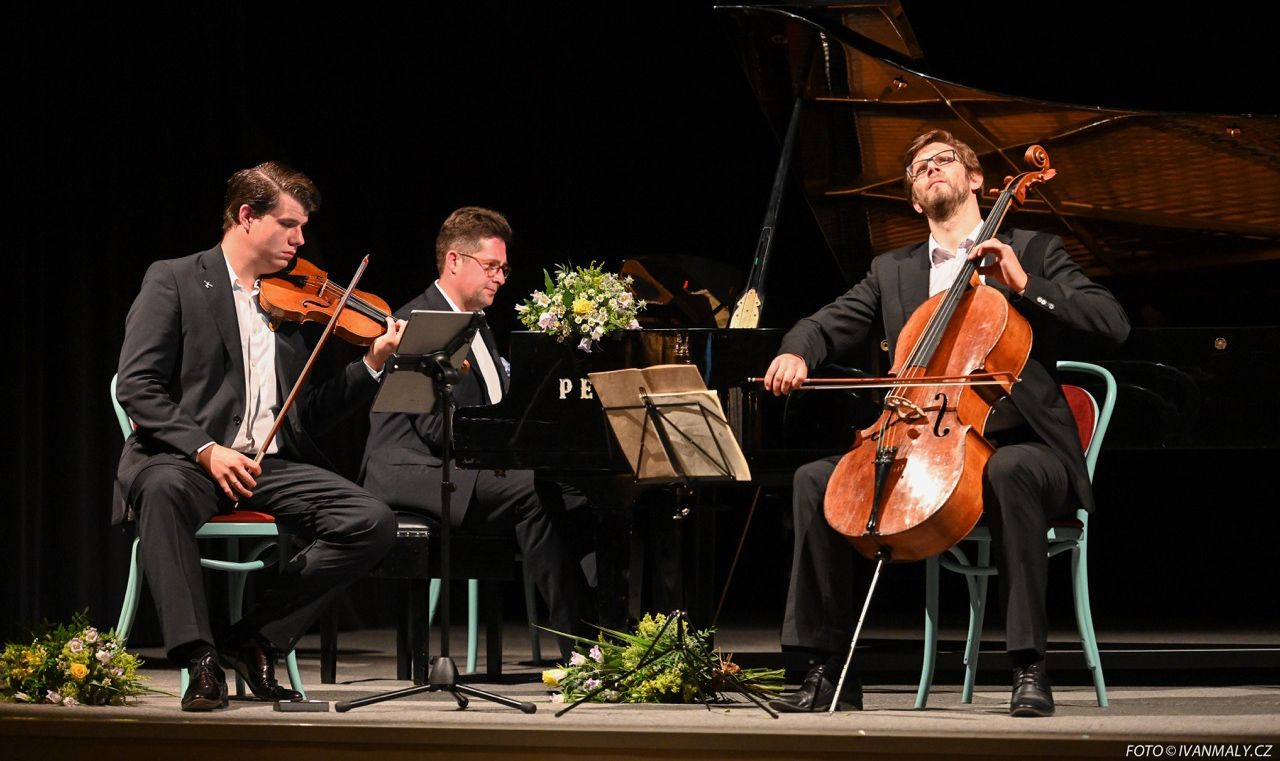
[1010,661,1055,717]
[219,638,302,702]
[181,652,229,712]
[769,661,863,713]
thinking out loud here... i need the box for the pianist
[761,130,1129,716]
[361,206,594,659]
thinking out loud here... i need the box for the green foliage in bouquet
[541,612,784,704]
[0,610,149,706]
[515,262,645,352]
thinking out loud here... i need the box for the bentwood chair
[110,374,305,698]
[914,361,1116,708]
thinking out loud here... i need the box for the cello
[761,146,1058,710]
[823,144,1056,563]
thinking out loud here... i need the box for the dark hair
[435,206,512,272]
[901,129,983,196]
[221,161,320,230]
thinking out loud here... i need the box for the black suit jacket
[113,245,379,523]
[360,284,509,520]
[779,230,1130,512]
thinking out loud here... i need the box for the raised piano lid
[716,2,1280,450]
[717,2,1280,286]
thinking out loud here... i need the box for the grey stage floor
[2,623,1277,760]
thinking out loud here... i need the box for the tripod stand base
[334,656,537,714]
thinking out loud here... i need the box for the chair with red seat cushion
[913,360,1115,708]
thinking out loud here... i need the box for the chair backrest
[1056,361,1118,481]
[109,373,133,441]
[1062,385,1098,452]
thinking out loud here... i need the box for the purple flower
[84,628,99,644]
[67,639,83,654]
[589,645,604,664]
[583,678,602,692]
[569,652,587,666]
[577,338,594,353]
[46,690,62,704]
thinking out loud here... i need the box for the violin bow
[747,370,1020,391]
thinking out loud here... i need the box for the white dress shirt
[226,257,281,455]
[433,281,504,404]
[927,220,986,298]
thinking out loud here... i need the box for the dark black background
[6,3,1276,648]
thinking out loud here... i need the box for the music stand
[336,309,535,714]
[551,374,775,717]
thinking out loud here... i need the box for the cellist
[762,130,1130,716]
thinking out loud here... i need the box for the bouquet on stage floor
[0,610,149,706]
[541,612,784,704]
[515,262,645,352]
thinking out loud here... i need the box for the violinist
[762,130,1129,716]
[114,161,405,711]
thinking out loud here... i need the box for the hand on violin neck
[364,316,407,373]
[967,239,1028,295]
[197,444,261,500]
[763,353,809,396]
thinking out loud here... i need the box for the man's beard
[916,180,968,222]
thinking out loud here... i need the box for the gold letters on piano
[559,377,596,400]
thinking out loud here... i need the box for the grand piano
[454,1,1280,629]
[453,327,875,624]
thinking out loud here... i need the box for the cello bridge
[884,395,926,420]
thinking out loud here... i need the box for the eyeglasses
[907,148,959,180]
[455,251,511,277]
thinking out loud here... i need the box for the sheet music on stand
[589,365,751,484]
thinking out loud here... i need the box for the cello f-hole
[932,392,951,437]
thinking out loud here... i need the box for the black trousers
[403,469,594,657]
[129,456,397,661]
[781,440,1071,659]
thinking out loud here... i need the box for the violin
[258,257,393,345]
[821,146,1057,563]
[231,255,385,507]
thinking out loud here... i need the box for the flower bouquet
[515,262,645,352]
[541,612,783,704]
[0,611,150,706]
